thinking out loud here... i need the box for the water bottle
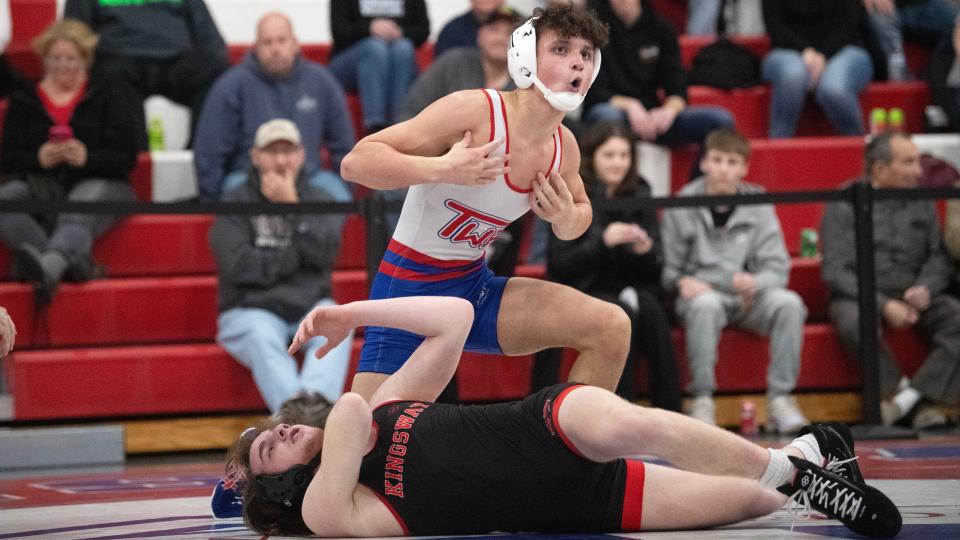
[800,228,819,258]
[740,400,758,437]
[888,107,905,133]
[148,117,165,151]
[869,108,887,135]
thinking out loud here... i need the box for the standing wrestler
[340,3,629,399]
[225,295,901,538]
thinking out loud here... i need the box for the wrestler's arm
[340,90,507,190]
[291,296,474,404]
[531,124,592,240]
[301,393,399,537]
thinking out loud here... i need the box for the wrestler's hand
[442,131,509,186]
[0,307,15,357]
[289,304,355,359]
[530,170,575,227]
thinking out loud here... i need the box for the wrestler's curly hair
[224,393,334,536]
[531,3,609,50]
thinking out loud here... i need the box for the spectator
[193,12,354,207]
[661,129,809,433]
[329,0,429,133]
[686,0,766,36]
[209,119,351,415]
[548,122,681,410]
[0,305,14,357]
[928,14,960,131]
[863,0,959,81]
[401,6,520,121]
[0,20,138,306]
[0,0,24,97]
[760,0,873,138]
[434,0,506,59]
[585,0,734,177]
[64,0,228,146]
[821,132,960,430]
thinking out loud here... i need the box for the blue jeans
[584,103,734,147]
[584,103,734,179]
[868,0,959,55]
[328,37,418,129]
[217,300,353,412]
[686,0,722,35]
[761,46,873,138]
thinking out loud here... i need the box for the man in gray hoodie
[194,12,354,206]
[209,119,351,415]
[661,129,809,434]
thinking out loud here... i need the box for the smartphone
[48,125,74,142]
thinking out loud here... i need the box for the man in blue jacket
[194,12,354,207]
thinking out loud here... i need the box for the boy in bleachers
[208,119,351,417]
[661,128,810,433]
[822,132,960,430]
[193,12,354,207]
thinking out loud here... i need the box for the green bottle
[148,117,165,151]
[888,107,905,132]
[869,108,887,135]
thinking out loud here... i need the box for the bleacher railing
[3,183,958,425]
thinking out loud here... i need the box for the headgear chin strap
[507,16,601,112]
[254,454,322,508]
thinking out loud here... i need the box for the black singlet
[356,383,635,535]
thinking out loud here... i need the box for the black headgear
[254,454,322,508]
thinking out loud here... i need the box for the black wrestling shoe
[799,423,864,484]
[778,456,901,538]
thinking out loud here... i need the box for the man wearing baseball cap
[208,119,352,426]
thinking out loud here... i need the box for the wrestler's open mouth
[570,77,583,90]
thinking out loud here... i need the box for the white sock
[893,387,921,418]
[786,433,823,466]
[759,448,794,488]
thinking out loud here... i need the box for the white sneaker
[688,395,716,426]
[767,395,809,435]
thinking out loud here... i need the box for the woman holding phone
[0,19,138,306]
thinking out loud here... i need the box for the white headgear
[507,16,602,112]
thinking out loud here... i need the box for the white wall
[57,0,543,44]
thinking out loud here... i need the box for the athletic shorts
[518,383,647,533]
[357,251,508,374]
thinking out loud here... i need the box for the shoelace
[824,455,860,475]
[784,455,861,531]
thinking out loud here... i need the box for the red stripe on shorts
[620,460,646,531]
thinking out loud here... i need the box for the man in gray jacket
[209,120,351,415]
[662,129,809,433]
[821,132,960,429]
